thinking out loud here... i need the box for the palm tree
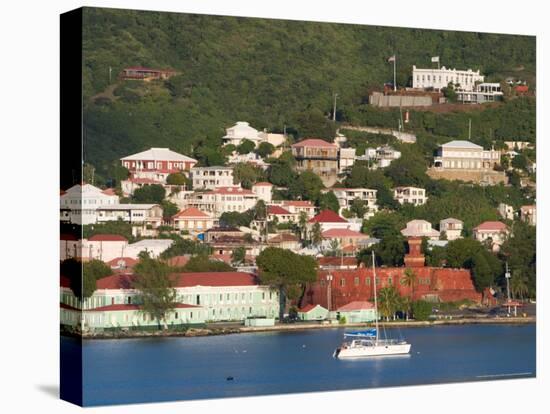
[510,270,530,300]
[401,268,417,319]
[298,211,308,242]
[377,287,400,321]
[310,222,322,247]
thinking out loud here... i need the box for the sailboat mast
[371,251,379,342]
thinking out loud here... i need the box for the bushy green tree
[133,184,166,204]
[256,247,318,320]
[237,139,256,154]
[256,142,275,158]
[180,255,235,272]
[318,191,340,213]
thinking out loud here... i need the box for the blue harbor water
[73,324,536,406]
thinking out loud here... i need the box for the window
[354,277,359,286]
[340,278,345,287]
[127,296,132,304]
[366,278,370,286]
[388,276,393,285]
[175,312,178,319]
[196,295,200,305]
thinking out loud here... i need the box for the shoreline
[67,316,536,340]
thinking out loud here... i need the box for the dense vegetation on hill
[82,8,536,175]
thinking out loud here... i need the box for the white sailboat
[334,251,411,358]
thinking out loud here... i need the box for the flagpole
[393,56,397,92]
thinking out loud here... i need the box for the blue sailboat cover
[344,329,377,337]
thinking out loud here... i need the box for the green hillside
[81,7,536,174]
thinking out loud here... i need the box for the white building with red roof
[81,234,129,262]
[335,301,377,323]
[172,207,217,233]
[60,271,281,331]
[280,200,317,218]
[321,228,371,250]
[121,147,197,182]
[473,221,509,252]
[60,183,120,225]
[267,205,298,223]
[308,209,361,232]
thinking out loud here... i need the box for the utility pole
[505,261,511,315]
[468,118,472,140]
[393,56,397,92]
[333,93,338,122]
[326,273,333,312]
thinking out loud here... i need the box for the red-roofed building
[308,210,360,232]
[267,233,301,250]
[473,221,509,252]
[291,139,339,186]
[267,205,298,223]
[120,67,177,81]
[317,256,359,270]
[107,257,138,273]
[297,304,329,321]
[304,238,482,312]
[172,207,217,233]
[281,200,317,218]
[60,271,282,331]
[336,301,376,323]
[321,228,370,248]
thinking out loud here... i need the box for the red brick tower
[404,237,425,267]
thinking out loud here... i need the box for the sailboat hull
[336,343,411,358]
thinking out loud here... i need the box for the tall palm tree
[401,268,417,319]
[510,270,530,300]
[298,211,308,242]
[377,287,400,321]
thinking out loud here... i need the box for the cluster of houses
[60,119,536,332]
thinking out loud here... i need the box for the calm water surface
[73,324,535,406]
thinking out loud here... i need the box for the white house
[498,203,515,220]
[172,207,217,234]
[120,147,197,182]
[327,188,378,217]
[338,148,356,174]
[81,235,129,262]
[186,186,258,216]
[433,140,500,170]
[267,205,298,224]
[439,218,463,241]
[222,122,263,147]
[252,182,273,203]
[280,200,317,219]
[401,220,440,240]
[472,221,509,252]
[393,186,428,206]
[308,210,361,233]
[125,239,174,259]
[95,204,163,230]
[412,65,484,91]
[60,184,120,225]
[190,166,235,190]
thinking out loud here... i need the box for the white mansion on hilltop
[433,140,500,170]
[222,121,286,148]
[412,65,484,91]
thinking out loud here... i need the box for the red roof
[268,205,292,215]
[337,301,375,311]
[309,210,348,223]
[107,257,138,268]
[253,182,273,187]
[87,303,200,312]
[60,303,80,311]
[474,221,508,232]
[174,272,257,287]
[322,228,365,238]
[298,304,324,313]
[102,188,117,196]
[317,257,358,267]
[282,200,314,207]
[291,138,337,148]
[89,234,128,242]
[209,187,254,195]
[173,207,210,219]
[60,233,78,241]
[95,272,258,289]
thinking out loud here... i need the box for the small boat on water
[334,251,411,359]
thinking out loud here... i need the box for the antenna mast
[372,250,379,343]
